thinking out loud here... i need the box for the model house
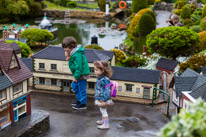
[156,58,178,74]
[170,68,206,114]
[0,40,33,130]
[31,46,161,100]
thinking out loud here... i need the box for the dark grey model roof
[21,58,33,71]
[174,76,197,97]
[111,66,160,84]
[189,83,206,101]
[156,58,178,71]
[181,68,199,77]
[9,42,21,54]
[31,46,114,63]
[0,72,13,91]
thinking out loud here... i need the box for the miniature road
[31,92,169,137]
[156,10,172,28]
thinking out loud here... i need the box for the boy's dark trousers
[71,80,87,104]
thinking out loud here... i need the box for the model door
[143,88,150,99]
[14,109,18,122]
[63,80,70,92]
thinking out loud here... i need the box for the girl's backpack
[104,81,118,98]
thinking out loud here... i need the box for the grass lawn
[77,3,99,9]
[44,1,87,11]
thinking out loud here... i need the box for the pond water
[0,18,127,50]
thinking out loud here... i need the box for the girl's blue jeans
[71,80,87,104]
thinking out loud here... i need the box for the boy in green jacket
[62,37,90,110]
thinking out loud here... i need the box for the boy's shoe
[97,124,109,130]
[71,100,80,106]
[96,120,103,125]
[72,104,87,110]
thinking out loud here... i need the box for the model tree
[132,0,148,13]
[146,26,200,60]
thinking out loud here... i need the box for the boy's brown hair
[62,37,77,49]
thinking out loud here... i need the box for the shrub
[183,19,195,28]
[177,1,184,9]
[67,1,77,8]
[190,25,201,33]
[200,17,206,31]
[203,5,206,17]
[191,14,203,25]
[127,8,155,39]
[138,13,156,38]
[146,26,201,60]
[98,0,106,12]
[174,9,182,16]
[121,55,147,68]
[84,44,104,50]
[28,2,42,18]
[198,31,206,52]
[190,4,196,13]
[20,28,54,47]
[5,40,31,57]
[132,0,148,13]
[180,5,191,19]
[158,99,206,137]
[110,49,126,63]
[0,9,10,23]
[148,0,155,5]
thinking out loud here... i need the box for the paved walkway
[31,92,169,137]
[155,10,172,28]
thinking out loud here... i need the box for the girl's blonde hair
[94,60,113,78]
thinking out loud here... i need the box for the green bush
[191,14,203,25]
[98,0,106,12]
[110,49,126,64]
[132,0,148,13]
[158,99,206,137]
[203,5,206,17]
[127,8,155,39]
[28,2,42,18]
[84,44,104,50]
[20,28,54,47]
[0,9,10,23]
[180,5,191,19]
[198,31,206,52]
[174,9,182,16]
[138,13,156,38]
[177,1,184,9]
[5,40,31,58]
[67,1,77,8]
[200,17,206,31]
[121,55,147,68]
[146,26,201,59]
[148,0,155,5]
[183,19,195,28]
[190,25,201,33]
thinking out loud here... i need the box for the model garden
[1,0,206,136]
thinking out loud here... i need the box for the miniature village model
[0,40,33,130]
[30,46,161,100]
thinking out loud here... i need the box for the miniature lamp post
[3,26,8,40]
[91,35,98,45]
[12,23,16,30]
[105,0,109,15]
[17,27,22,39]
[26,24,29,29]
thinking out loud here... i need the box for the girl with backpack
[94,60,114,130]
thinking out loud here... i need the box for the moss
[84,44,104,50]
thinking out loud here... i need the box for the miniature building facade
[31,46,160,100]
[0,41,33,130]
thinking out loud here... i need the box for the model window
[88,82,95,89]
[39,77,45,85]
[0,90,6,100]
[89,67,95,74]
[39,63,45,69]
[118,86,122,91]
[0,110,9,124]
[51,79,57,86]
[10,55,17,69]
[51,64,57,70]
[18,105,26,115]
[13,83,22,94]
[126,85,132,92]
[136,88,140,93]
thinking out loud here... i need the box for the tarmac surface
[31,92,169,137]
[156,10,172,28]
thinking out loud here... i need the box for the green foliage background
[131,0,148,13]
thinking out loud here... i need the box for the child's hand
[73,78,77,82]
[101,101,106,107]
[65,51,70,61]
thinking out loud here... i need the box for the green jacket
[68,46,90,80]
